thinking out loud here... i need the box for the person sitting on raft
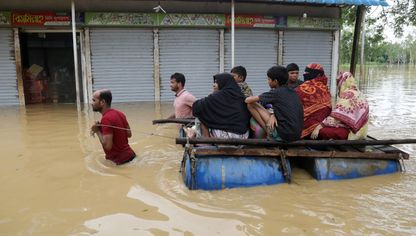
[245,66,304,142]
[295,63,332,139]
[310,71,369,140]
[286,63,303,88]
[192,73,250,139]
[230,65,253,97]
[248,67,279,139]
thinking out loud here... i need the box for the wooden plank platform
[193,146,409,160]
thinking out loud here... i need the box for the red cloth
[295,75,332,138]
[318,127,349,140]
[101,109,135,165]
[307,63,324,72]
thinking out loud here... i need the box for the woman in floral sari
[310,72,369,140]
[295,63,332,138]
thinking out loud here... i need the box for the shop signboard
[287,16,340,30]
[12,12,83,27]
[159,14,225,27]
[84,12,340,29]
[225,15,286,28]
[0,11,11,26]
[85,12,157,26]
[85,12,225,27]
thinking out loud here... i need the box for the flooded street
[1,65,416,235]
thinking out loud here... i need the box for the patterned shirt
[238,82,253,97]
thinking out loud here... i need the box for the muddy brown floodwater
[1,65,415,235]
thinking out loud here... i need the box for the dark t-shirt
[259,87,304,141]
[101,109,135,165]
[287,79,304,89]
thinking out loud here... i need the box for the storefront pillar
[278,30,283,65]
[331,29,340,100]
[219,29,225,73]
[71,0,81,108]
[84,28,93,103]
[13,28,25,105]
[153,28,160,102]
[231,0,235,68]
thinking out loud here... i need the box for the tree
[387,0,416,36]
[340,6,388,64]
[385,43,403,64]
[363,18,388,63]
[403,34,416,65]
[340,5,416,65]
[340,7,356,64]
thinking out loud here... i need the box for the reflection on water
[84,185,245,235]
[0,65,415,235]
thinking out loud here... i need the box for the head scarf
[330,72,369,133]
[295,63,331,138]
[192,73,250,134]
[303,63,325,81]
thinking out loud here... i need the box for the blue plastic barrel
[181,146,290,190]
[307,158,402,180]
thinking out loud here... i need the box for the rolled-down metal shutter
[90,28,154,102]
[225,29,278,96]
[283,30,333,80]
[0,29,18,105]
[159,29,219,101]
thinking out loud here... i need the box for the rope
[141,132,176,140]
[279,149,291,184]
[94,123,175,140]
[190,149,197,190]
[96,124,131,131]
[399,153,407,172]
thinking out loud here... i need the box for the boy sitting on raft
[245,66,304,142]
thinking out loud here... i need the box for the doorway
[20,32,82,104]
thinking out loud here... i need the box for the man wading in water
[90,89,136,165]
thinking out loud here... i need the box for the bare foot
[184,126,196,138]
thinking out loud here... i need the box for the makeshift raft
[176,137,410,190]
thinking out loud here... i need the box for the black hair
[99,89,112,107]
[230,66,247,81]
[267,66,288,86]
[171,72,186,86]
[286,63,299,72]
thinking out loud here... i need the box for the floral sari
[331,72,369,134]
[295,75,332,138]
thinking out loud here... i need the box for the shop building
[0,0,387,106]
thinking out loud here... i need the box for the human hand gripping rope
[90,121,132,137]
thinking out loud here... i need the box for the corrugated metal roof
[266,0,388,6]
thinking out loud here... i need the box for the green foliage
[340,6,416,65]
[340,29,353,64]
[340,7,355,64]
[388,0,416,36]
